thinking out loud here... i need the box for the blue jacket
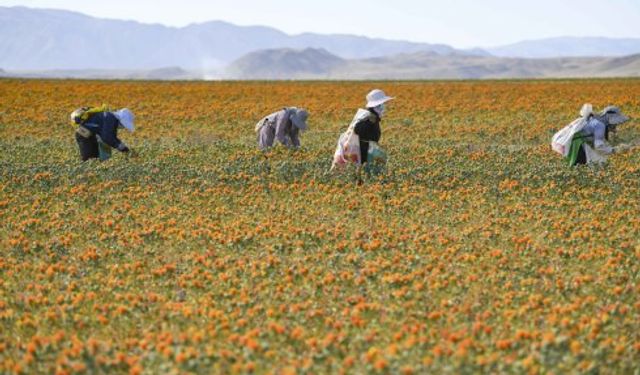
[83,112,128,151]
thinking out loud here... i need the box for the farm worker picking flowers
[332,89,393,174]
[552,104,632,166]
[70,105,137,161]
[255,107,309,150]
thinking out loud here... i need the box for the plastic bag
[552,117,588,157]
[332,129,361,169]
[331,109,371,170]
[367,142,387,164]
[98,141,112,161]
[365,141,387,175]
[95,135,113,161]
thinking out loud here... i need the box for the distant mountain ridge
[227,48,346,79]
[227,48,640,80]
[488,37,640,58]
[0,6,465,70]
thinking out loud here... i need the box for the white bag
[331,129,361,169]
[330,109,371,170]
[551,104,593,157]
[551,117,588,156]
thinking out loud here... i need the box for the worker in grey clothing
[581,106,630,154]
[256,107,309,150]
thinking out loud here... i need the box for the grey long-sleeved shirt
[582,116,613,153]
[257,108,300,150]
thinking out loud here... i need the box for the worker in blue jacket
[74,108,136,161]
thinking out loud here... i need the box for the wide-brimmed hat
[291,108,309,131]
[114,108,135,132]
[599,105,630,125]
[366,89,394,108]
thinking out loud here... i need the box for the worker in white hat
[256,107,309,150]
[72,107,137,161]
[353,89,394,169]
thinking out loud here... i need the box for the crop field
[1,78,640,374]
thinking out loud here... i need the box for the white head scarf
[114,109,135,133]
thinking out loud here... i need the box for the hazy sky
[1,0,639,48]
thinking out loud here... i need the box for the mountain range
[1,6,639,79]
[488,37,640,58]
[227,48,640,80]
[0,6,462,71]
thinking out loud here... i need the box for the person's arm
[274,110,291,147]
[100,114,129,152]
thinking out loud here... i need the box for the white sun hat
[114,108,135,133]
[366,89,394,108]
[599,105,630,125]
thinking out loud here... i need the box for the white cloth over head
[114,108,135,133]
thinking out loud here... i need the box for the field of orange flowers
[1,78,639,374]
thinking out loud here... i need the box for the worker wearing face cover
[353,89,393,170]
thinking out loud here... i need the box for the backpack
[69,104,109,127]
